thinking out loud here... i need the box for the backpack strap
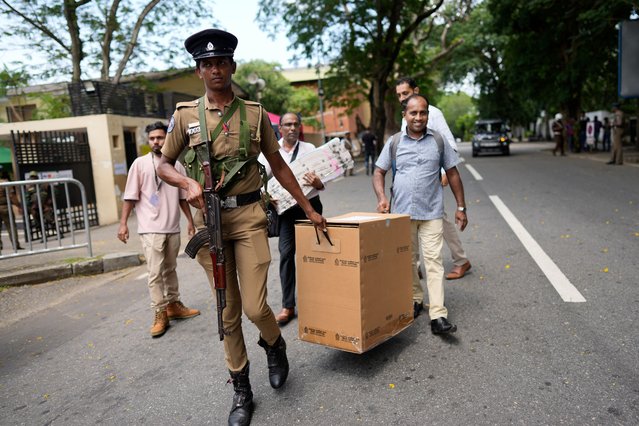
[390,128,445,178]
[388,129,445,213]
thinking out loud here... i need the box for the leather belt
[220,189,261,209]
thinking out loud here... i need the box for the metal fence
[0,177,93,259]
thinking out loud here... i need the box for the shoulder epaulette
[176,99,199,109]
[241,99,262,108]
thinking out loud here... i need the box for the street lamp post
[316,63,326,143]
[247,72,266,103]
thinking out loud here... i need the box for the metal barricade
[0,178,93,259]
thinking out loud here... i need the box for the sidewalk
[0,216,147,286]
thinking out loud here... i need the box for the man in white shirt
[395,77,472,317]
[258,113,325,326]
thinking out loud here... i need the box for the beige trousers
[442,211,468,267]
[140,233,181,310]
[195,202,280,372]
[411,219,447,319]
[611,128,623,165]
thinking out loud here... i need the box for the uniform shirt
[376,129,460,221]
[123,153,187,234]
[162,95,280,196]
[401,105,457,151]
[257,139,323,201]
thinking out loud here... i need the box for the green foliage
[287,86,320,128]
[31,94,72,120]
[437,91,476,140]
[0,1,214,83]
[256,0,467,144]
[234,60,292,115]
[0,67,29,97]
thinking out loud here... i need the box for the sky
[204,0,301,68]
[0,0,301,82]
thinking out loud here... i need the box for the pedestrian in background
[361,128,377,176]
[565,117,575,153]
[552,113,565,156]
[593,116,602,151]
[258,112,325,327]
[602,117,611,152]
[607,104,624,165]
[118,121,199,338]
[0,169,23,253]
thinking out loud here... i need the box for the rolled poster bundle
[268,137,354,214]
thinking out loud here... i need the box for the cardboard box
[295,212,413,353]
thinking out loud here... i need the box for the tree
[234,60,293,115]
[437,91,476,140]
[0,0,212,84]
[478,0,633,122]
[257,0,472,148]
[287,86,321,128]
[0,66,30,122]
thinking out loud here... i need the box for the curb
[0,253,144,287]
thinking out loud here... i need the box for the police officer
[156,29,326,426]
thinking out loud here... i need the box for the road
[1,142,638,425]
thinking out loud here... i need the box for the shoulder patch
[167,116,175,133]
[242,99,261,107]
[176,99,199,110]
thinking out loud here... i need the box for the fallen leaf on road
[125,319,133,325]
[389,383,395,389]
[601,248,608,253]
[602,267,609,273]
[505,264,511,269]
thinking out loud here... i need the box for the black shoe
[228,362,254,426]
[606,161,615,165]
[413,302,424,319]
[258,335,289,389]
[431,317,457,335]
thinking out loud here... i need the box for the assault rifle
[184,141,228,340]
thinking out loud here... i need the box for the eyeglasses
[281,122,300,128]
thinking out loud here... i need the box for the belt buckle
[222,196,237,209]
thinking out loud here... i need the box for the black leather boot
[228,362,253,426]
[257,334,289,389]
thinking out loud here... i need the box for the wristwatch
[457,206,467,213]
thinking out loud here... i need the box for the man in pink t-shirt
[118,122,198,338]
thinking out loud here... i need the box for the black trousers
[278,196,323,309]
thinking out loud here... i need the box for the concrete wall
[0,114,161,225]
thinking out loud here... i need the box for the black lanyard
[290,141,300,163]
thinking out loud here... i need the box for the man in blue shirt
[373,94,468,335]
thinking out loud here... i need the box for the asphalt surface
[1,142,638,425]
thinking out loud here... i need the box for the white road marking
[135,272,148,281]
[465,164,483,181]
[489,195,586,303]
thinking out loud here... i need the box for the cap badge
[206,42,214,51]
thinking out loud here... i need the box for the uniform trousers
[196,202,280,372]
[278,196,322,310]
[611,128,623,165]
[140,233,181,309]
[411,218,447,320]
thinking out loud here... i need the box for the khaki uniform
[162,95,281,371]
[611,109,624,165]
